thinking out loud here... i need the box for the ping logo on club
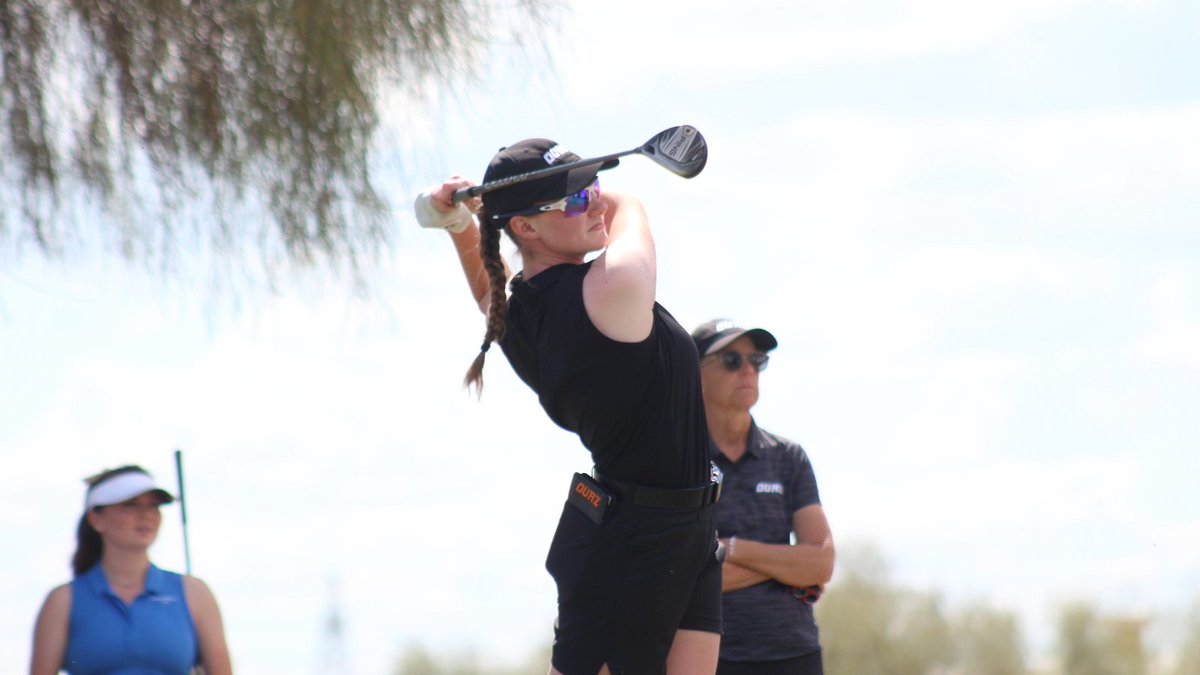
[574,480,602,509]
[663,126,696,161]
[544,144,571,165]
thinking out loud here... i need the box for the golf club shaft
[174,449,193,576]
[451,149,635,205]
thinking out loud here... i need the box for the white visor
[85,471,175,510]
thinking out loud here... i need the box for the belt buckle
[709,462,724,504]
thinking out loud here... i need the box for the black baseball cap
[691,319,778,357]
[481,138,618,220]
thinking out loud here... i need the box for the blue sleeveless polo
[65,564,198,675]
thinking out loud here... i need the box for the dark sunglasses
[705,351,769,373]
[492,179,600,220]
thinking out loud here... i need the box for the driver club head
[638,125,708,178]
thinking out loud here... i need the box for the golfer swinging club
[415,135,723,674]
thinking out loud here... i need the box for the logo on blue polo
[755,482,784,494]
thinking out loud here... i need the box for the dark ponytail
[463,212,511,395]
[72,513,104,577]
[71,464,148,576]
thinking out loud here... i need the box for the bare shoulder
[182,575,216,600]
[582,191,655,342]
[40,583,73,614]
[31,584,73,675]
[181,576,233,674]
[33,583,73,632]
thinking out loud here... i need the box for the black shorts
[546,498,722,674]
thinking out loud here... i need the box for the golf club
[451,125,708,205]
[174,449,192,576]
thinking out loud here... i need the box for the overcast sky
[3,1,1198,673]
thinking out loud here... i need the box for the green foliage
[819,543,1029,674]
[818,544,956,675]
[0,0,552,278]
[386,544,1195,674]
[1171,602,1200,675]
[955,601,1027,675]
[1055,602,1148,675]
[391,643,551,675]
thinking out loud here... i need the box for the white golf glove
[414,189,472,234]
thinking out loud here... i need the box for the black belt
[593,470,721,509]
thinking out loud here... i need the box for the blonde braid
[463,215,509,395]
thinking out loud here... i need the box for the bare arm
[30,585,70,675]
[582,192,656,343]
[721,560,772,592]
[184,576,233,675]
[725,505,835,589]
[449,221,495,315]
[416,178,511,315]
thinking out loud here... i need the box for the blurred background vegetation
[390,543,1200,675]
[0,0,553,285]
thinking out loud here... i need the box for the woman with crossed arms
[692,320,835,675]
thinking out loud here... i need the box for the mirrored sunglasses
[496,180,600,219]
[706,351,770,373]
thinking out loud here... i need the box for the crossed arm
[721,504,836,592]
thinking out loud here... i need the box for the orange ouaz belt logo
[574,479,602,509]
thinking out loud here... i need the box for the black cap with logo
[691,319,778,357]
[482,139,618,221]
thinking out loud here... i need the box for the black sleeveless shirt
[499,262,711,489]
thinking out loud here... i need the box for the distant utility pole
[318,576,348,675]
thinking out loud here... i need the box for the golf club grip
[451,185,482,204]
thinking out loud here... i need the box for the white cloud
[558,0,1102,90]
[827,454,1141,546]
[1136,267,1200,370]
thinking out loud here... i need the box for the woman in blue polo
[30,465,232,675]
